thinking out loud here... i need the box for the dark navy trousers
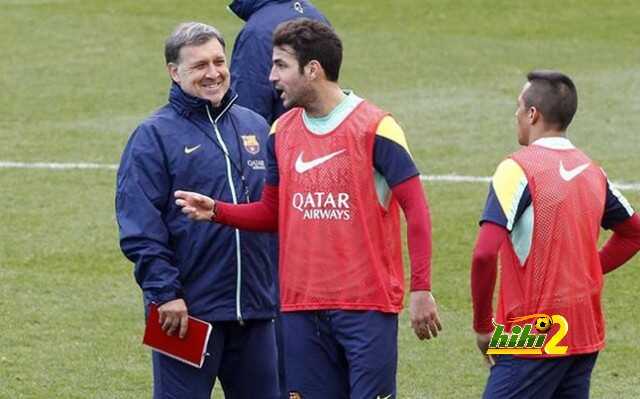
[151,319,279,399]
[483,353,599,399]
[281,310,398,399]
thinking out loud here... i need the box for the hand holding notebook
[156,298,189,338]
[143,303,213,368]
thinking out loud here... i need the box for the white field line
[420,174,640,192]
[421,174,491,184]
[0,161,118,170]
[1,161,639,192]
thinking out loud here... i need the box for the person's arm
[391,176,442,340]
[600,213,640,273]
[372,115,441,339]
[470,222,509,334]
[116,126,188,337]
[599,180,640,273]
[391,176,432,291]
[175,130,281,231]
[471,222,509,366]
[373,117,427,288]
[174,184,279,231]
[471,159,531,323]
[471,158,529,364]
[214,184,279,231]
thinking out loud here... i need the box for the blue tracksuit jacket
[116,82,277,322]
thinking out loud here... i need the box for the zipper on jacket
[206,101,244,325]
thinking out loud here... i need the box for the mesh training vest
[274,102,404,313]
[497,144,607,355]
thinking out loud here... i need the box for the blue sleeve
[372,115,420,188]
[479,159,531,230]
[480,184,508,227]
[373,135,419,187]
[480,184,532,229]
[115,125,182,304]
[265,133,279,186]
[602,180,635,229]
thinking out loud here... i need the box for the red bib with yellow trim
[274,101,404,313]
[497,144,607,355]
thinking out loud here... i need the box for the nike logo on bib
[295,149,345,173]
[559,161,590,181]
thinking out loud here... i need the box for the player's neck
[527,128,567,145]
[304,82,346,118]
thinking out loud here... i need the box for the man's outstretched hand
[175,191,216,221]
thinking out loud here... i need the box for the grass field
[1,0,639,397]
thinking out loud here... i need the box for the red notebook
[143,303,213,368]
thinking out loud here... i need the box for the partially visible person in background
[229,0,330,124]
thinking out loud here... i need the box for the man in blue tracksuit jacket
[116,22,279,399]
[229,0,329,124]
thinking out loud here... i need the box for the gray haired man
[116,22,279,398]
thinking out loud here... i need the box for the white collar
[531,136,575,150]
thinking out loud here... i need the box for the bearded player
[471,70,640,398]
[175,19,441,399]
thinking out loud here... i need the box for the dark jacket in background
[229,0,330,124]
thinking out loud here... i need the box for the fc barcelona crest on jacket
[241,134,260,155]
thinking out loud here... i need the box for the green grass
[1,1,639,397]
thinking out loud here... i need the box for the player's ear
[306,60,322,80]
[529,106,541,125]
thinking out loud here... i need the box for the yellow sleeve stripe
[492,159,528,230]
[375,116,412,158]
[269,119,278,135]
